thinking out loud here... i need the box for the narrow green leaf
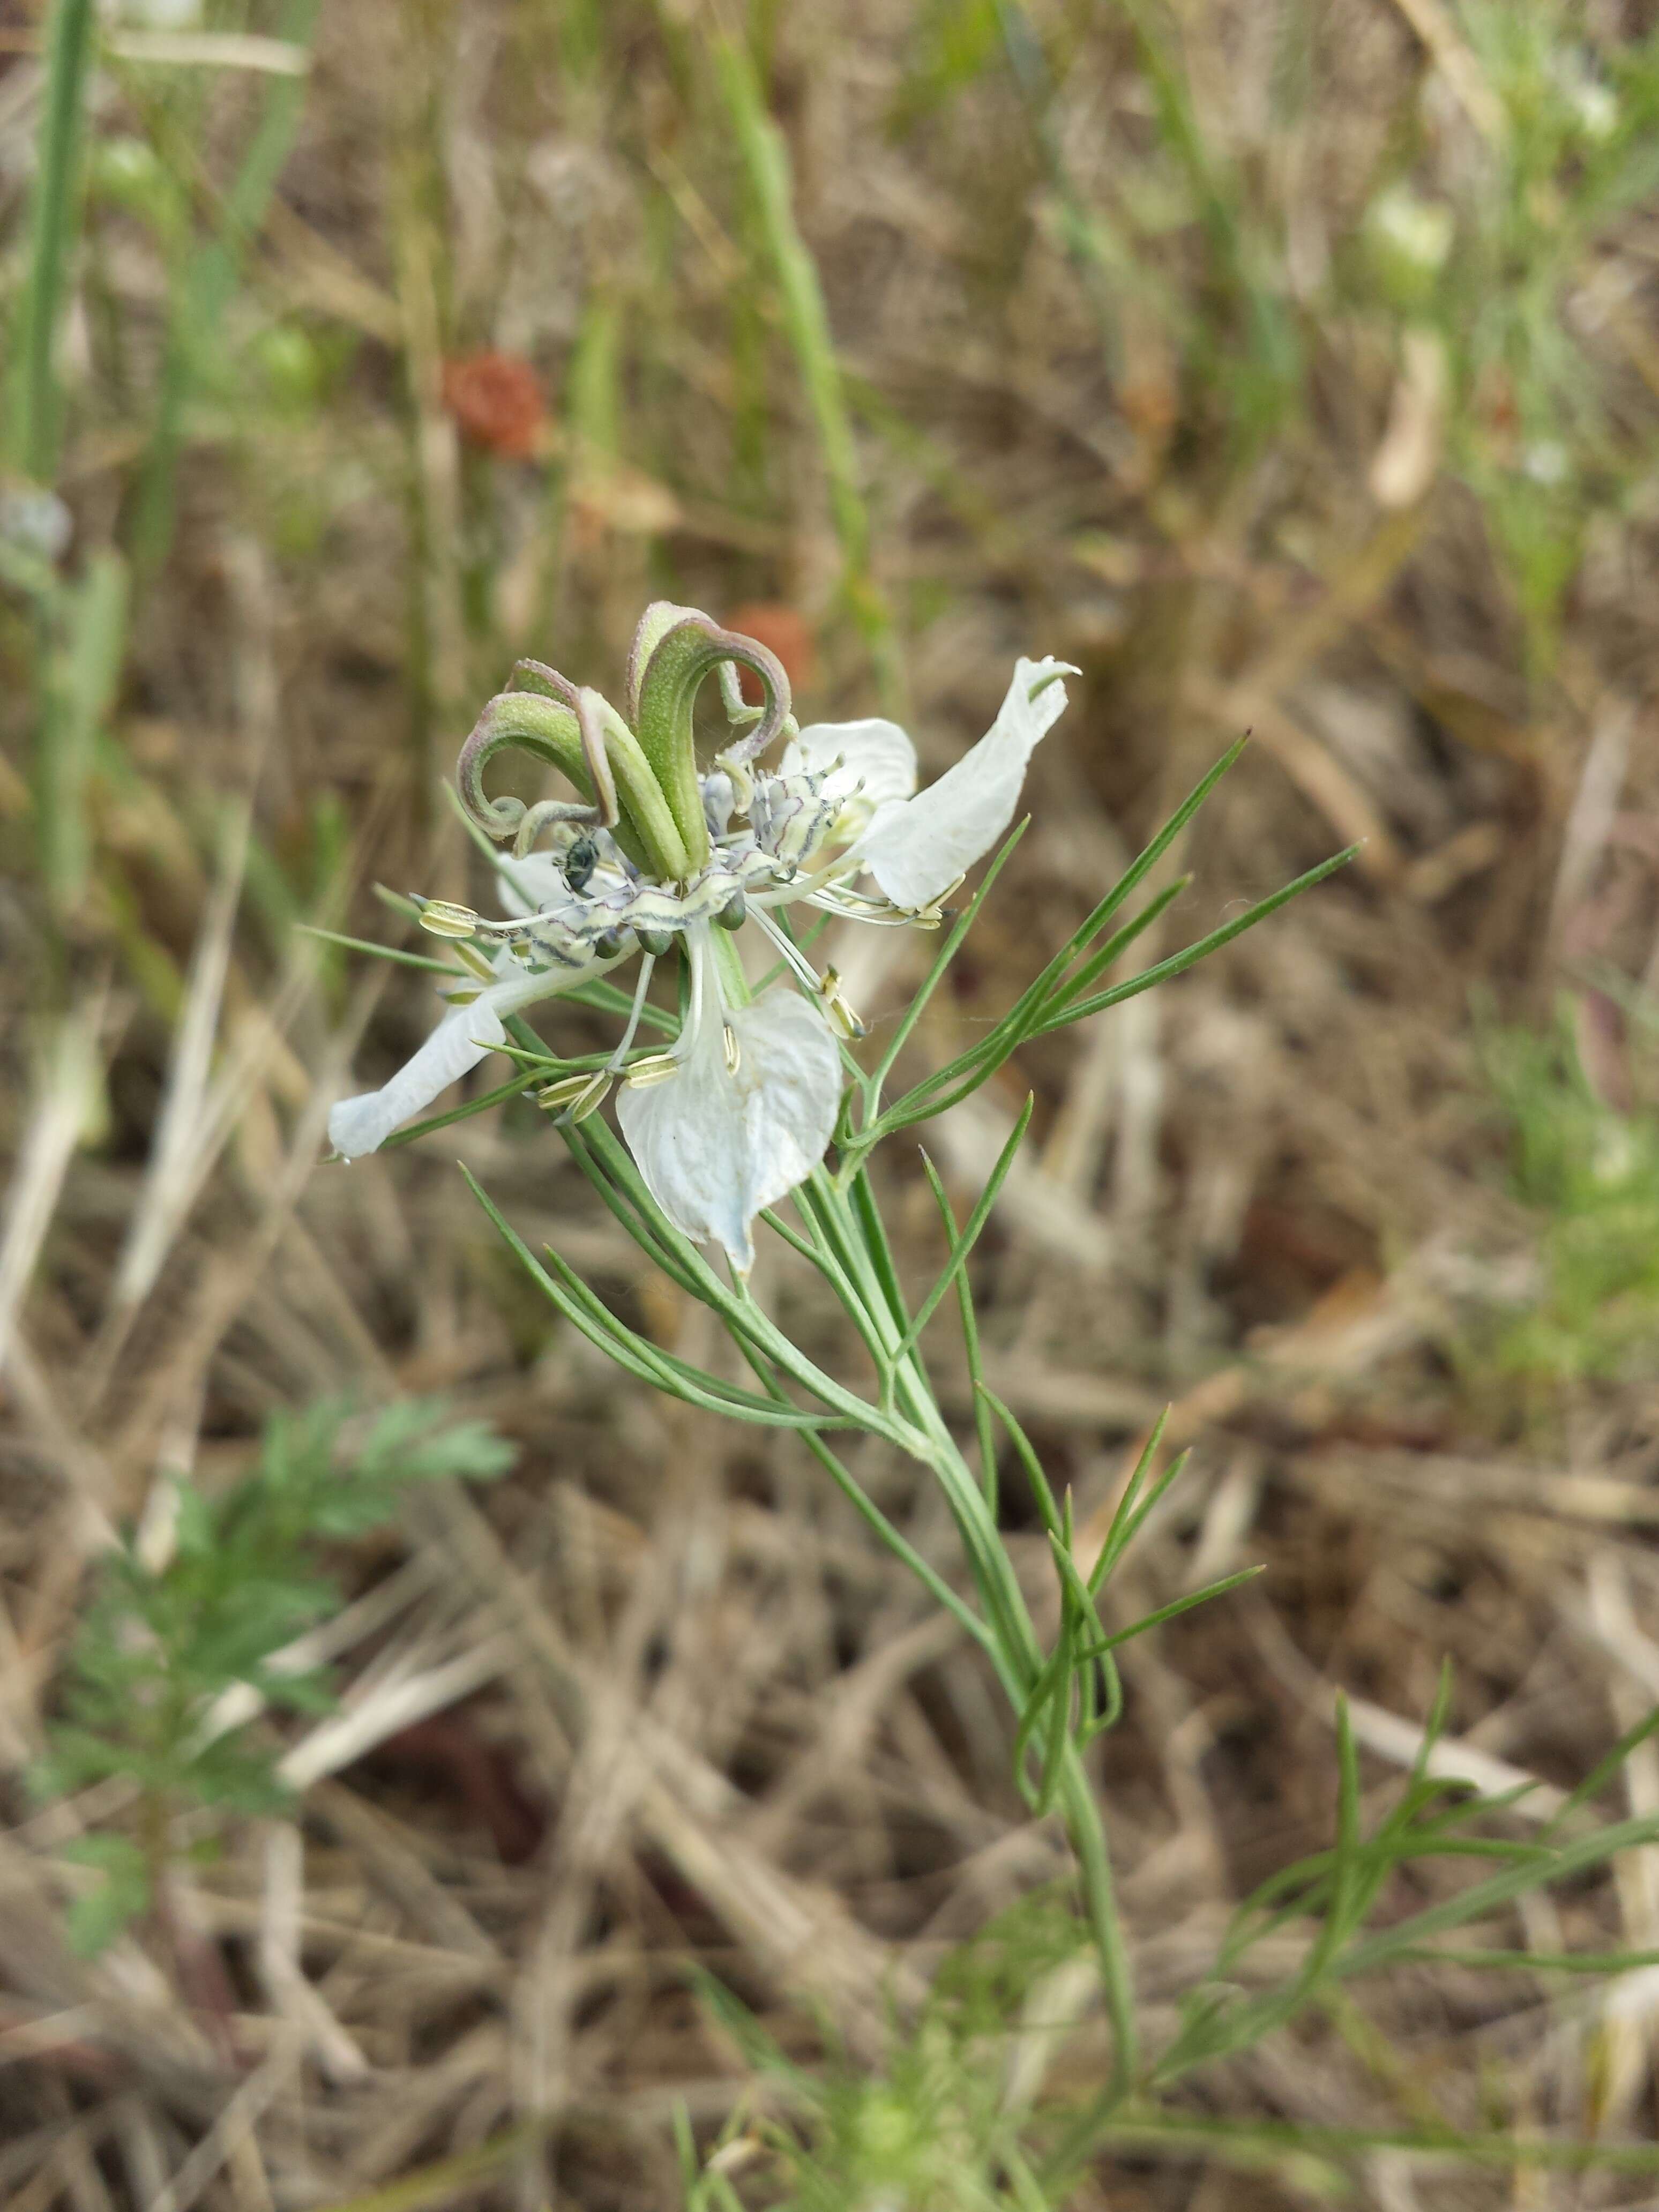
[1012,735,1248,1026]
[849,1164,911,1336]
[1392,1946,1659,1975]
[1037,1606,1076,1813]
[1088,1410,1171,1594]
[296,925,461,977]
[1042,873,1190,1011]
[1096,2109,1659,2179]
[39,550,128,918]
[865,820,1028,1098]
[12,0,96,478]
[1033,848,1358,1037]
[1105,1444,1195,1582]
[711,31,902,704]
[130,0,323,574]
[1544,1700,1659,1836]
[377,1074,533,1152]
[868,840,1354,1143]
[1086,1566,1262,1654]
[798,1430,994,1656]
[978,1385,1064,1541]
[886,1098,1033,1372]
[919,1156,1000,1511]
[1335,1814,1659,1980]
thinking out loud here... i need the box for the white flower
[327,656,1074,1271]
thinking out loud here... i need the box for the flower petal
[789,717,918,812]
[853,657,1076,910]
[492,850,571,917]
[328,970,556,1160]
[617,970,841,1273]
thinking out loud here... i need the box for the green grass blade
[130,0,323,574]
[710,31,902,708]
[12,0,97,479]
[1097,2110,1659,2181]
[39,550,128,920]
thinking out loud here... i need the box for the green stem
[14,0,95,482]
[805,1165,1139,2097]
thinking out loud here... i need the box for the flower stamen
[537,1070,611,1120]
[623,1053,681,1089]
[820,968,867,1041]
[748,911,867,1037]
[416,899,483,939]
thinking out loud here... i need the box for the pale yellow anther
[536,1073,587,1109]
[536,1070,611,1120]
[820,967,868,1041]
[417,900,482,940]
[723,1025,741,1075]
[623,1052,682,1090]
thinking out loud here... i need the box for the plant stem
[808,1166,1140,2097]
[910,1403,1138,2104]
[16,0,95,479]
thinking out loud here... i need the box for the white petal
[491,850,572,919]
[853,657,1076,910]
[790,717,918,811]
[617,972,841,1273]
[328,972,551,1160]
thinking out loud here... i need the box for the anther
[536,1071,611,1120]
[723,1026,741,1074]
[715,888,746,931]
[638,926,675,958]
[416,899,482,940]
[623,1052,681,1089]
[820,967,868,1040]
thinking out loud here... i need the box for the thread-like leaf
[885,1098,1033,1373]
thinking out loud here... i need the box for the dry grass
[4,0,1659,2204]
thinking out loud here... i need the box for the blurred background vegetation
[4,0,1659,2205]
